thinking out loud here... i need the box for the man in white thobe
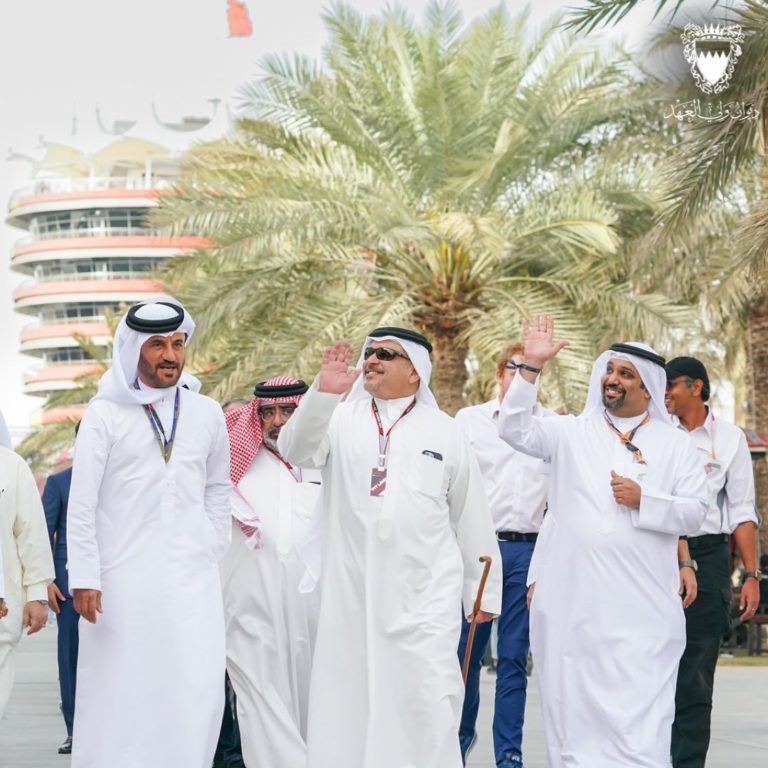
[0,445,55,719]
[222,375,321,768]
[278,327,502,768]
[498,316,709,768]
[67,296,231,768]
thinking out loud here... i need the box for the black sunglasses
[363,346,410,362]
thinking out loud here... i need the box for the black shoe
[58,736,73,754]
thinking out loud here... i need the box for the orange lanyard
[696,412,717,460]
[603,411,650,465]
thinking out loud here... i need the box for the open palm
[318,341,361,395]
[523,315,570,363]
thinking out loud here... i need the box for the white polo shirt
[677,409,758,535]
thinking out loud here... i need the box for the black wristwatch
[744,569,763,581]
[679,559,698,572]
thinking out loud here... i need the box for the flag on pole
[227,0,252,37]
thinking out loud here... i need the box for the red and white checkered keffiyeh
[225,376,306,547]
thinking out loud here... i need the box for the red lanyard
[603,411,650,465]
[371,397,417,467]
[264,446,302,482]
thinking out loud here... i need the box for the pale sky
[0,0,663,441]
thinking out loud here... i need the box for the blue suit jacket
[43,466,72,563]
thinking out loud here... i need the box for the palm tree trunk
[745,296,768,555]
[428,330,469,416]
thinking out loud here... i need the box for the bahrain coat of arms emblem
[681,23,744,95]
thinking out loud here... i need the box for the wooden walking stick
[462,555,493,685]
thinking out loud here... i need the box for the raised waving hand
[318,340,361,395]
[522,315,570,366]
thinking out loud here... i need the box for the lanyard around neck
[696,410,717,460]
[603,410,650,465]
[264,445,302,482]
[141,388,181,464]
[371,397,417,468]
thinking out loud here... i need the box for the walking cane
[462,555,493,685]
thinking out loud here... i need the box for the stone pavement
[1,627,767,767]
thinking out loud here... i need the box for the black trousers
[213,674,244,767]
[671,536,731,768]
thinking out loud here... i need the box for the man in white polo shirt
[454,342,552,767]
[665,356,760,768]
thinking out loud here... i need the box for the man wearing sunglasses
[453,343,554,767]
[498,316,708,768]
[664,357,759,768]
[221,376,322,768]
[278,327,501,768]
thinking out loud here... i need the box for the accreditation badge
[704,460,722,477]
[370,467,387,497]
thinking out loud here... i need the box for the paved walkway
[1,627,767,766]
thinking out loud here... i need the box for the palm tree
[565,0,691,31]
[158,2,693,414]
[569,0,768,549]
[17,336,108,473]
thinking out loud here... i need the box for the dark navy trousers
[457,539,534,765]
[54,558,79,737]
[213,674,244,767]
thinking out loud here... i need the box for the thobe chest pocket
[410,452,446,497]
[623,461,647,484]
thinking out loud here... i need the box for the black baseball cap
[666,356,710,400]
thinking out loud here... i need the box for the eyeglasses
[258,405,297,420]
[363,347,410,362]
[665,376,693,391]
[504,361,522,371]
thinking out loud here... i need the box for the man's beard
[262,429,280,451]
[602,386,626,411]
[138,358,183,388]
[362,364,384,395]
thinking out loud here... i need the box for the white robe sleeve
[68,403,111,591]
[448,429,503,617]
[205,408,232,562]
[13,456,55,602]
[0,541,4,600]
[526,511,555,587]
[277,379,341,468]
[631,435,708,535]
[498,375,561,460]
[0,410,11,449]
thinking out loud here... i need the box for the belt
[497,531,538,543]
[687,533,729,551]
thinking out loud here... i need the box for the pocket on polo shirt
[411,451,445,497]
